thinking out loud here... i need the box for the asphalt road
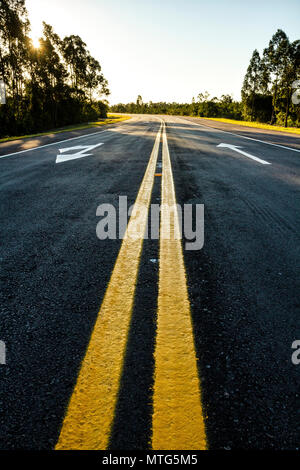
[0,115,299,450]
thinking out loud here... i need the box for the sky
[26,0,300,104]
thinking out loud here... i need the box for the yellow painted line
[155,173,162,176]
[56,122,162,450]
[152,122,207,450]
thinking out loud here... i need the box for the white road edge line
[0,130,108,159]
[178,117,300,154]
[0,120,138,160]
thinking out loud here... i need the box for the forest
[1,0,299,139]
[0,0,109,138]
[111,29,300,128]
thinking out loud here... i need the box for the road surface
[0,115,299,450]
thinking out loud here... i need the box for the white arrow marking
[56,143,104,163]
[217,143,271,165]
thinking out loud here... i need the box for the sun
[30,34,41,49]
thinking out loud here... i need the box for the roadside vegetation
[0,114,131,143]
[111,29,300,129]
[0,0,109,139]
[193,117,300,135]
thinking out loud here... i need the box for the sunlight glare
[31,35,41,49]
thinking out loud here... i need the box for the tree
[279,39,300,127]
[0,1,109,138]
[241,49,264,121]
[136,95,143,107]
[263,29,290,124]
[0,0,30,132]
[241,29,299,126]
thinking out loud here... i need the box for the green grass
[195,116,300,135]
[0,114,131,143]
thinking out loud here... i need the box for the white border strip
[0,118,141,160]
[0,129,113,160]
[178,117,300,153]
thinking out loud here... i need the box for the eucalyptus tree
[241,49,264,121]
[278,39,300,127]
[0,1,109,137]
[60,34,109,101]
[60,35,89,94]
[263,29,290,124]
[85,55,109,102]
[0,0,30,130]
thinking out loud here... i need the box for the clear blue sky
[26,0,300,104]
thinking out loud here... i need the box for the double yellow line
[56,121,206,450]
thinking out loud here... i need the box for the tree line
[111,29,300,128]
[242,29,299,127]
[0,0,109,138]
[112,93,243,120]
